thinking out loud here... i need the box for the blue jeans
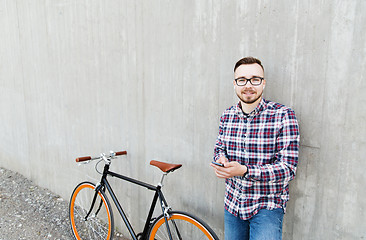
[224,208,284,240]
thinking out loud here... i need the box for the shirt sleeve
[246,109,300,183]
[213,115,227,161]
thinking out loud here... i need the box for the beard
[236,89,263,104]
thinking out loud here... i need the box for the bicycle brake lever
[78,160,91,166]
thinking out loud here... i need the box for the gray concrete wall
[1,0,365,239]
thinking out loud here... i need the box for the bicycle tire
[69,181,114,240]
[147,211,219,240]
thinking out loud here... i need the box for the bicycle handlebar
[75,150,127,162]
[115,151,127,156]
[76,156,92,162]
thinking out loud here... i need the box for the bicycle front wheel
[69,181,114,240]
[148,211,219,240]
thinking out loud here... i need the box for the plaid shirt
[214,99,300,220]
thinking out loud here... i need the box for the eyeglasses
[235,77,264,86]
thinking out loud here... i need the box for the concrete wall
[1,0,365,239]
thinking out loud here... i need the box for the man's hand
[210,157,247,179]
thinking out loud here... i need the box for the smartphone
[211,161,224,167]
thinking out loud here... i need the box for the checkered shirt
[214,99,300,220]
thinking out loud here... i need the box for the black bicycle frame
[87,163,174,240]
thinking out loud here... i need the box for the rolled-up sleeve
[246,110,300,183]
[214,115,227,161]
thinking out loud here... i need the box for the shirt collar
[236,98,267,116]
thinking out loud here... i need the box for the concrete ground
[0,167,128,240]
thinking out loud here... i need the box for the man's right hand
[216,156,228,165]
[210,156,247,179]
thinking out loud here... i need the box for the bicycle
[69,150,219,240]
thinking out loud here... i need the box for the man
[211,57,300,240]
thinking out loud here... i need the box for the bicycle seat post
[158,172,168,187]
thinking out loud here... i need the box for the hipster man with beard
[211,57,300,240]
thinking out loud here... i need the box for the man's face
[233,63,266,105]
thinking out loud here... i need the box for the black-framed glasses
[235,77,264,86]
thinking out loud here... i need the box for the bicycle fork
[84,159,111,221]
[84,182,104,221]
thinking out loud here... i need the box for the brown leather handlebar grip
[76,156,92,162]
[115,151,127,156]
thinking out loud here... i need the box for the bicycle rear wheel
[148,211,219,240]
[69,181,114,240]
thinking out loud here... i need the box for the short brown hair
[234,57,264,72]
